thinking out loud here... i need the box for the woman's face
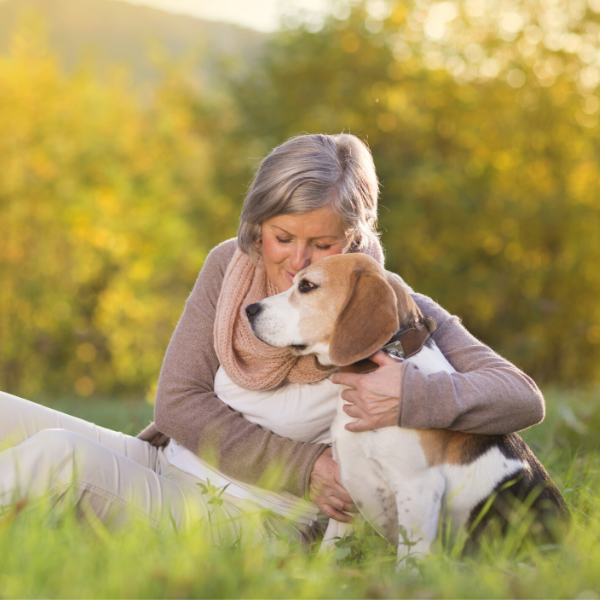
[260,206,347,292]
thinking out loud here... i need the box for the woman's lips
[285,270,296,281]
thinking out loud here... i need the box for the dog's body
[325,341,567,563]
[246,253,569,566]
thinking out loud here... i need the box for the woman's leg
[159,452,322,546]
[0,391,316,545]
[0,391,156,468]
[0,428,272,546]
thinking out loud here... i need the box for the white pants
[0,391,314,545]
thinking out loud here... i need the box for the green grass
[36,396,155,437]
[1,389,600,599]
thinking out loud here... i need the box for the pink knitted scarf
[214,244,385,391]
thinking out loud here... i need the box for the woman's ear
[329,269,399,366]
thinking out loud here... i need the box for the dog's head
[246,253,427,366]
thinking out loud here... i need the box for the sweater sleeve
[397,293,545,434]
[152,239,327,498]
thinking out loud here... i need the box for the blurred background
[1,0,600,408]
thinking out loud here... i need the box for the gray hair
[238,133,383,264]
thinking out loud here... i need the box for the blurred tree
[3,0,600,399]
[231,0,600,385]
[0,22,231,400]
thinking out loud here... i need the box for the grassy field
[1,389,600,599]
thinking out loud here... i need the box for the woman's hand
[331,351,403,432]
[309,448,355,522]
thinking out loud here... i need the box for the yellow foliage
[0,27,226,399]
[232,0,600,385]
[4,0,600,397]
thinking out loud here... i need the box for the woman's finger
[317,476,353,504]
[340,387,363,406]
[330,486,357,512]
[327,493,354,513]
[310,472,348,501]
[331,371,361,387]
[342,403,366,419]
[310,489,355,522]
[345,409,397,432]
[321,502,354,523]
[340,501,357,513]
[368,350,400,367]
[330,483,354,505]
[344,417,374,433]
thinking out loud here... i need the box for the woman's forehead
[264,207,346,237]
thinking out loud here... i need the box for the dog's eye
[298,279,318,293]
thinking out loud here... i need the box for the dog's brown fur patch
[417,430,479,466]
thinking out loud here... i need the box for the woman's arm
[152,239,327,498]
[399,293,544,434]
[334,293,545,435]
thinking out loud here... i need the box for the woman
[0,133,544,544]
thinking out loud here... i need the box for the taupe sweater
[138,238,545,498]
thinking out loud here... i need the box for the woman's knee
[0,429,82,500]
[30,428,85,451]
[6,429,121,500]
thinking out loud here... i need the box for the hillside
[0,0,268,85]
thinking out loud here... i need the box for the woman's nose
[288,246,312,271]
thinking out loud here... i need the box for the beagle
[246,253,569,567]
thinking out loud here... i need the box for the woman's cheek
[261,235,286,265]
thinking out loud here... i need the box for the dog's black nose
[245,302,262,321]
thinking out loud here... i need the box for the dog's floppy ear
[385,272,423,330]
[329,268,399,366]
[421,315,437,333]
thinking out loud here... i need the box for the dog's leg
[335,448,399,544]
[332,398,400,543]
[391,471,445,570]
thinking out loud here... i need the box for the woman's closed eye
[276,237,331,250]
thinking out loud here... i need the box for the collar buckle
[383,340,405,359]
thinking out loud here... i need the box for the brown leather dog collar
[339,319,436,374]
